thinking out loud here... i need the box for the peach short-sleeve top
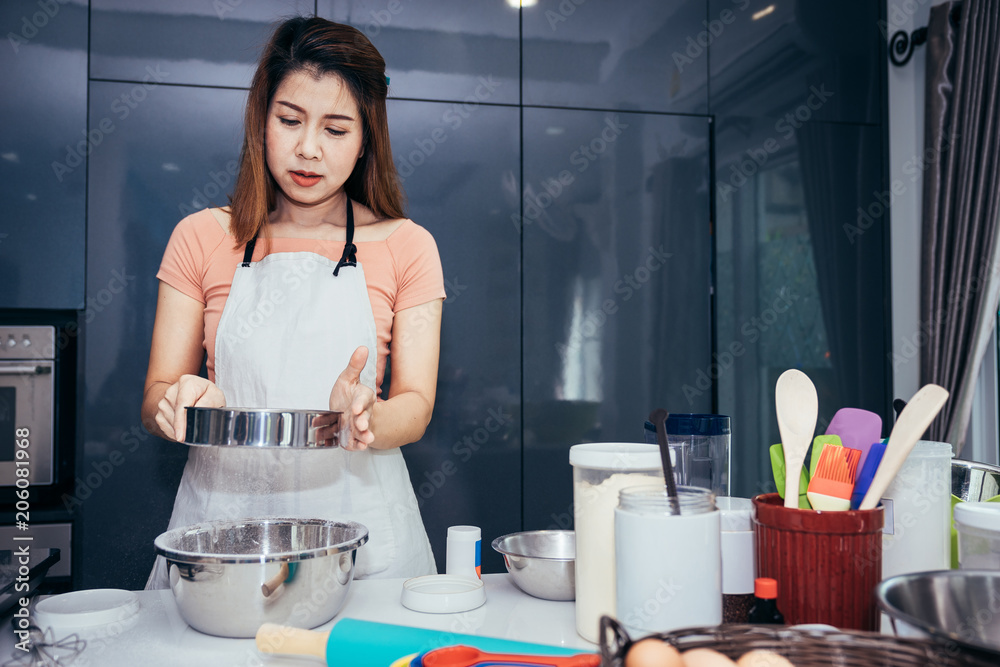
[156,207,445,395]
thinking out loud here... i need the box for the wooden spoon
[775,369,819,509]
[858,384,949,510]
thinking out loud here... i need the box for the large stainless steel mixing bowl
[154,518,368,638]
[876,569,1000,658]
[492,530,575,601]
[953,459,1000,502]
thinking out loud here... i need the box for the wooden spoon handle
[261,562,290,597]
[256,623,329,659]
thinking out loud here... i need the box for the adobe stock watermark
[80,267,135,325]
[843,132,956,244]
[511,114,630,233]
[716,85,835,203]
[395,76,502,182]
[396,276,468,349]
[545,0,589,31]
[6,0,72,54]
[879,0,935,41]
[362,0,413,38]
[556,244,673,357]
[618,578,683,633]
[61,423,151,512]
[682,289,801,404]
[672,0,752,73]
[179,159,239,216]
[890,260,1000,372]
[51,64,170,182]
[415,405,512,507]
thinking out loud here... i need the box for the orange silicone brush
[806,446,861,511]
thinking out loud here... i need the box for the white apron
[147,200,436,589]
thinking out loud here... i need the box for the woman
[141,17,443,588]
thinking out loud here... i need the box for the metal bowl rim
[491,530,575,561]
[953,459,1000,474]
[875,569,1000,656]
[154,517,369,565]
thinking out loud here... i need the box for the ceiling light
[752,5,776,20]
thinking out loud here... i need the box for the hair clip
[385,75,390,85]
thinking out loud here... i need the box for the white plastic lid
[447,525,481,542]
[717,496,754,532]
[33,589,140,633]
[954,502,1000,532]
[400,574,486,614]
[569,443,662,470]
[907,440,954,458]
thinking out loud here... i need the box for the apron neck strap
[241,235,257,267]
[333,195,357,277]
[240,197,356,273]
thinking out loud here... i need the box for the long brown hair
[228,16,405,246]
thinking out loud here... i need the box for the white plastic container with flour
[880,440,953,579]
[570,443,661,643]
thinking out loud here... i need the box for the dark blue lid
[644,413,731,437]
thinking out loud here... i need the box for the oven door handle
[0,365,52,375]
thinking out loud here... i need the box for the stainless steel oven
[0,326,55,488]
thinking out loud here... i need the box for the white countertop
[1,574,593,666]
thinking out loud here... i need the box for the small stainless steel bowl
[953,459,1000,502]
[492,530,575,601]
[154,518,368,638]
[876,569,1000,657]
[184,407,343,448]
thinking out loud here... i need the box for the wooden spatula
[858,384,949,510]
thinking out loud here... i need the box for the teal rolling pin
[256,618,588,666]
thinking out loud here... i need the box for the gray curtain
[920,0,1000,453]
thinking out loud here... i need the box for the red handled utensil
[414,645,600,667]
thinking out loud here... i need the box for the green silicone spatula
[770,443,810,509]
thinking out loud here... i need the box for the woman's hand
[329,346,376,450]
[155,374,226,442]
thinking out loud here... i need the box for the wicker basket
[598,617,1000,667]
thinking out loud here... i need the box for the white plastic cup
[881,440,953,580]
[615,485,721,637]
[954,503,1000,569]
[445,525,481,579]
[718,496,755,595]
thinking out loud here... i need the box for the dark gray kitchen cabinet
[0,1,87,309]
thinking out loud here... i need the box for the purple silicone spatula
[825,407,883,482]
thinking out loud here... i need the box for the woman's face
[265,69,364,209]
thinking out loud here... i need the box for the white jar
[615,485,721,637]
[570,443,662,643]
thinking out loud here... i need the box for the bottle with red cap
[747,577,785,624]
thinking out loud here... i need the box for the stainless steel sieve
[183,406,344,448]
